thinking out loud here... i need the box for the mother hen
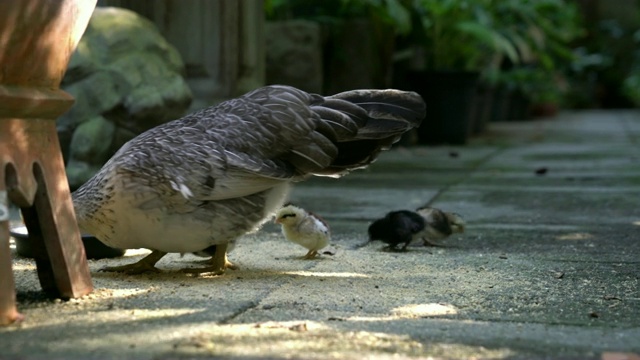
[72,85,425,275]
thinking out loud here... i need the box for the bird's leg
[302,250,318,260]
[181,243,237,275]
[383,244,400,252]
[100,250,166,274]
[422,238,446,247]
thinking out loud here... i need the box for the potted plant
[464,0,585,122]
[621,28,640,107]
[622,70,640,107]
[265,0,412,94]
[489,0,583,118]
[398,0,519,144]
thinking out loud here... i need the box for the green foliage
[486,66,566,104]
[265,0,587,106]
[622,28,640,107]
[491,0,584,69]
[410,0,517,70]
[622,71,640,106]
[408,0,583,72]
[264,0,412,35]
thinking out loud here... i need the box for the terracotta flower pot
[406,71,480,145]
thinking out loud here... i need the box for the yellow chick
[275,205,330,259]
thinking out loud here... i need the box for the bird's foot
[180,260,237,276]
[181,243,237,275]
[100,263,161,275]
[225,260,239,270]
[190,258,238,268]
[301,250,319,260]
[181,266,225,276]
[383,245,407,252]
[99,250,166,275]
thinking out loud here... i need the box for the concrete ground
[1,110,639,359]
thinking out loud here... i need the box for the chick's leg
[397,234,413,251]
[100,250,166,274]
[422,238,446,247]
[182,243,237,275]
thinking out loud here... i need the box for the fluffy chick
[275,205,330,259]
[368,210,426,251]
[415,206,465,246]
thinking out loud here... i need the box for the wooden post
[0,0,96,325]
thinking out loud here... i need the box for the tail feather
[309,89,425,175]
[311,106,359,140]
[327,89,425,127]
[286,131,338,174]
[315,98,369,127]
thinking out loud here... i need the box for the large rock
[60,7,192,189]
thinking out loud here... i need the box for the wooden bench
[0,0,96,326]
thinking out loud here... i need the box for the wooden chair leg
[24,159,93,298]
[0,0,96,325]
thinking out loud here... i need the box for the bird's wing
[391,211,426,235]
[110,135,287,213]
[108,85,425,211]
[207,85,425,177]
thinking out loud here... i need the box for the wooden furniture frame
[0,0,96,325]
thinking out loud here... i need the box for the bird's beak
[274,218,282,224]
[453,223,465,233]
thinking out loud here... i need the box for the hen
[72,85,425,275]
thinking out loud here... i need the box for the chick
[415,206,465,246]
[275,205,330,259]
[368,210,426,251]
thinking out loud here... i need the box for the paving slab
[1,110,639,359]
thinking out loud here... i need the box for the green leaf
[383,0,412,35]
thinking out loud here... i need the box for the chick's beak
[274,217,282,224]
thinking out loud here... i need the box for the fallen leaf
[535,167,548,175]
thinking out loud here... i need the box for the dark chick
[368,210,426,251]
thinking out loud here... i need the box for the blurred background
[61,0,639,187]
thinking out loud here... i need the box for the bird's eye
[282,213,296,218]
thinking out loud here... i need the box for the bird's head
[446,212,465,233]
[274,205,305,225]
[416,206,465,234]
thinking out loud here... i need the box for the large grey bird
[72,85,425,275]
